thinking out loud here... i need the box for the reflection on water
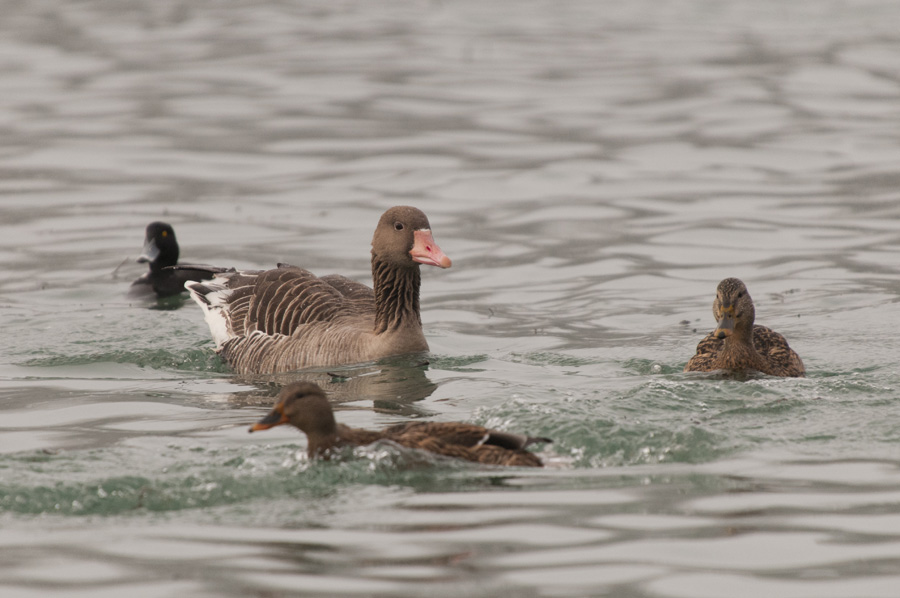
[3,0,900,596]
[226,356,439,415]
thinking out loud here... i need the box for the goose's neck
[372,255,421,335]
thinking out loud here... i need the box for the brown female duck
[685,278,805,377]
[249,382,551,467]
[185,206,451,375]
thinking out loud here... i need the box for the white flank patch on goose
[186,279,235,349]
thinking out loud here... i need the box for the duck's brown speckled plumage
[685,278,805,378]
[185,206,450,375]
[250,382,551,467]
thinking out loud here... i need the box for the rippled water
[3,0,900,596]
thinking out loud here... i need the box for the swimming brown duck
[684,278,805,377]
[249,382,552,467]
[185,206,451,375]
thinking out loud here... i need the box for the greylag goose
[685,278,805,377]
[249,382,551,467]
[130,222,213,297]
[185,206,451,374]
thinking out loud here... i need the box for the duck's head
[372,206,451,270]
[249,382,337,438]
[712,278,756,339]
[138,222,179,268]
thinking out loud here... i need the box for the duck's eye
[736,291,743,298]
[394,222,404,231]
[161,230,168,238]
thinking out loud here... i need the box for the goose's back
[189,264,384,374]
[226,265,374,338]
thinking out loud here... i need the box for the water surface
[3,1,900,596]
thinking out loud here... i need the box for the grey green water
[4,1,900,596]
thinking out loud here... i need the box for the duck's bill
[137,238,160,263]
[410,229,452,268]
[248,408,288,432]
[714,314,735,339]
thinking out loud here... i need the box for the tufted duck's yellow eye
[161,230,168,237]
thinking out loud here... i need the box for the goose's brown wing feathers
[190,265,381,374]
[319,273,376,305]
[229,265,369,338]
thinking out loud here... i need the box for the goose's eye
[394,222,404,231]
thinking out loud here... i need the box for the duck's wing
[383,422,488,447]
[392,435,544,467]
[146,264,229,297]
[684,332,722,372]
[471,445,545,467]
[170,264,234,276]
[483,429,552,450]
[384,422,551,450]
[337,424,384,446]
[752,325,805,377]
